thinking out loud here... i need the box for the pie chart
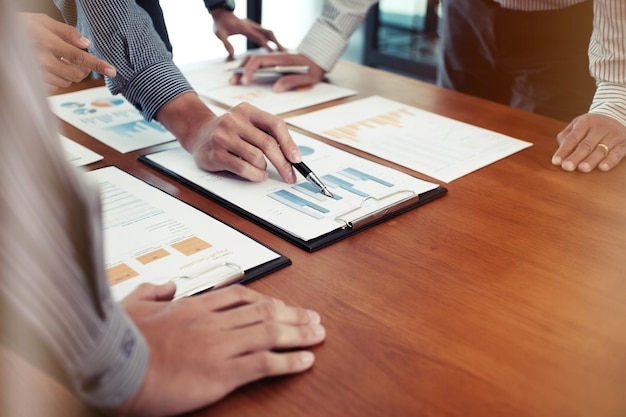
[91,97,125,108]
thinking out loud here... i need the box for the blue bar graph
[321,174,369,198]
[294,182,342,200]
[105,120,168,139]
[267,166,396,217]
[340,167,394,187]
[268,190,330,219]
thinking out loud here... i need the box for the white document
[85,166,284,301]
[285,96,533,183]
[49,87,175,153]
[60,134,103,166]
[142,131,441,243]
[183,61,357,115]
[183,59,240,94]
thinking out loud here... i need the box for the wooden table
[40,60,626,416]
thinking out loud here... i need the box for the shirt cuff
[112,61,194,121]
[70,304,149,409]
[297,20,348,72]
[589,82,626,127]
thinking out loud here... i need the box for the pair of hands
[24,11,624,177]
[232,51,626,174]
[20,9,282,92]
[116,283,325,416]
[156,52,329,184]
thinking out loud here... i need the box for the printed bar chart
[286,96,533,182]
[141,130,444,245]
[265,166,399,219]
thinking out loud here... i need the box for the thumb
[123,281,177,303]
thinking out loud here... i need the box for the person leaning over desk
[232,0,626,174]
[50,0,305,185]
[0,0,326,415]
[20,0,281,92]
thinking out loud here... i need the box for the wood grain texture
[28,61,626,417]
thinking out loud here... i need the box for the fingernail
[310,323,325,338]
[271,297,285,306]
[288,170,297,184]
[79,36,91,48]
[599,163,609,171]
[307,310,321,324]
[290,149,302,163]
[562,161,575,171]
[104,67,116,78]
[299,351,315,367]
[579,162,590,173]
[551,156,561,165]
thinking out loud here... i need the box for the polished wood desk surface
[48,60,626,417]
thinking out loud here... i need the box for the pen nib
[321,188,334,198]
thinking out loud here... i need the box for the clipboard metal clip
[334,190,419,230]
[172,261,244,300]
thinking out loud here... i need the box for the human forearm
[297,0,377,71]
[53,0,193,120]
[155,92,219,153]
[587,0,626,126]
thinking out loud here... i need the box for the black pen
[292,161,334,198]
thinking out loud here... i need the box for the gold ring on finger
[596,143,609,155]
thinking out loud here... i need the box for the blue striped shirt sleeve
[54,0,194,121]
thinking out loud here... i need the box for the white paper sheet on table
[84,166,288,301]
[60,134,103,166]
[285,96,533,183]
[49,87,175,153]
[183,60,357,115]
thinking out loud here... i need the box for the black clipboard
[138,153,447,252]
[87,166,291,300]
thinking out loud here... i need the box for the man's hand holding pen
[157,94,305,184]
[292,162,334,197]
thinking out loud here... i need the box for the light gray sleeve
[588,0,626,125]
[297,0,378,71]
[0,0,148,409]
